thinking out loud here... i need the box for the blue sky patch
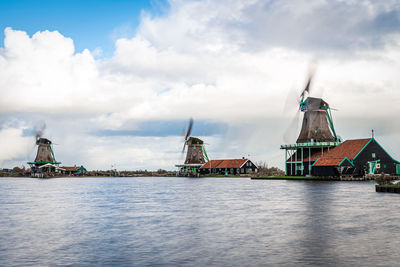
[0,0,168,57]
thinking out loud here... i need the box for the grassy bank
[251,176,339,180]
[199,174,248,178]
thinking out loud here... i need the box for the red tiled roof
[200,159,248,169]
[313,157,344,166]
[201,160,224,169]
[61,166,79,171]
[313,138,371,166]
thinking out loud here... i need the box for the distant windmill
[176,118,209,176]
[33,137,58,164]
[182,118,209,164]
[27,122,61,175]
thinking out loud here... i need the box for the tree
[255,161,284,177]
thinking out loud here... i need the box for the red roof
[314,157,345,166]
[200,159,248,169]
[201,160,224,169]
[61,166,80,171]
[313,138,371,166]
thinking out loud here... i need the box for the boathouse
[199,158,258,175]
[312,138,400,177]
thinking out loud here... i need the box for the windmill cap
[36,138,52,145]
[303,97,329,110]
[188,137,204,144]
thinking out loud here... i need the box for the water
[0,177,399,266]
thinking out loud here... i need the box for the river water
[0,177,399,266]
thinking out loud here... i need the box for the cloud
[137,0,400,53]
[93,120,228,137]
[0,28,103,114]
[0,123,33,166]
[1,0,400,170]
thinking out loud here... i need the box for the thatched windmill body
[280,71,341,176]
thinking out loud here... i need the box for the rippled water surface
[0,177,399,266]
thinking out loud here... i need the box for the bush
[255,161,285,177]
[375,173,393,185]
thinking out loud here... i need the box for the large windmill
[175,118,209,176]
[280,69,341,176]
[296,72,338,143]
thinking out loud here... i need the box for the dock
[375,185,400,193]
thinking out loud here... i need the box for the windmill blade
[299,63,317,102]
[283,110,301,143]
[284,86,301,113]
[34,120,46,139]
[184,118,193,141]
[26,140,38,161]
[181,141,187,154]
[300,73,313,102]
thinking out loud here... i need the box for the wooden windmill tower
[297,97,338,143]
[281,70,341,176]
[175,118,209,176]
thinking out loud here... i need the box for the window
[372,153,376,158]
[384,164,387,168]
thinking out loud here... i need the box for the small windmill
[176,118,209,176]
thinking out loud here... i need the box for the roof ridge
[344,138,371,142]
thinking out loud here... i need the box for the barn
[199,158,258,175]
[312,138,400,177]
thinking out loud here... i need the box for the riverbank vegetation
[375,174,400,186]
[252,162,284,177]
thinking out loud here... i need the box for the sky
[1,0,400,171]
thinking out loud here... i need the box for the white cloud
[1,0,400,170]
[0,124,33,166]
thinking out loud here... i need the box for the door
[368,161,377,174]
[396,164,400,175]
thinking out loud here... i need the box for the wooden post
[285,149,288,175]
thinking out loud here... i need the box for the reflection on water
[0,177,399,266]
